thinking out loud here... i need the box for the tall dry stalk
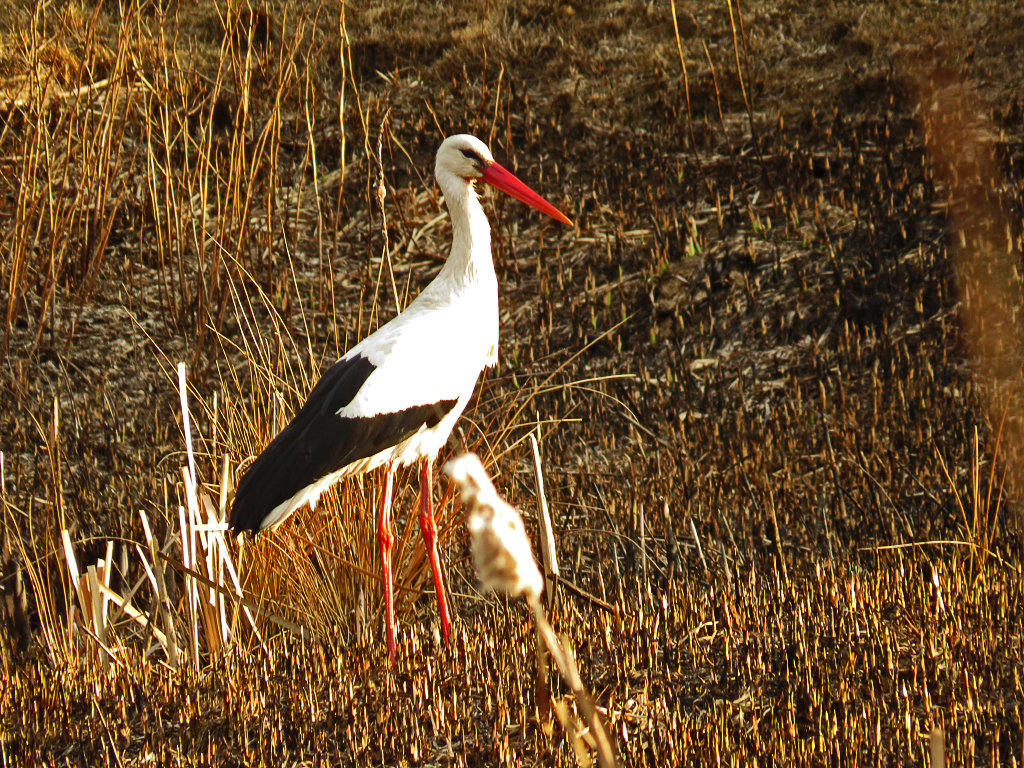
[1,4,139,360]
[447,453,619,768]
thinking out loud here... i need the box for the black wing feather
[229,354,457,533]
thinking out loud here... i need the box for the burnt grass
[3,1,1024,765]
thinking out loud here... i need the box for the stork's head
[435,134,573,226]
[435,134,495,181]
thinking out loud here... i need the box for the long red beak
[480,161,574,226]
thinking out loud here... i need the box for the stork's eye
[459,148,484,163]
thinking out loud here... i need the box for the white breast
[336,279,499,421]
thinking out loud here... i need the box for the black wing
[229,354,457,533]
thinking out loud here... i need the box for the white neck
[435,170,494,286]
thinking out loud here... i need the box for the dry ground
[2,1,1024,765]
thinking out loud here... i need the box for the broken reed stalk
[176,363,261,657]
[34,362,257,671]
[139,510,180,669]
[526,594,618,768]
[445,453,618,768]
[2,360,254,671]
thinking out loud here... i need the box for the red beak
[479,161,574,226]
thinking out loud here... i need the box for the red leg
[378,464,397,662]
[418,456,452,643]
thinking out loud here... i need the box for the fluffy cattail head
[444,454,543,601]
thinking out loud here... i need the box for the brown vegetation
[2,0,1023,765]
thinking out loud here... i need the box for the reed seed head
[445,453,543,601]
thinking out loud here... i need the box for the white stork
[230,134,572,660]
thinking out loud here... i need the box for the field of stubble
[2,1,1024,765]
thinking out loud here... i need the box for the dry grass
[2,0,1024,765]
